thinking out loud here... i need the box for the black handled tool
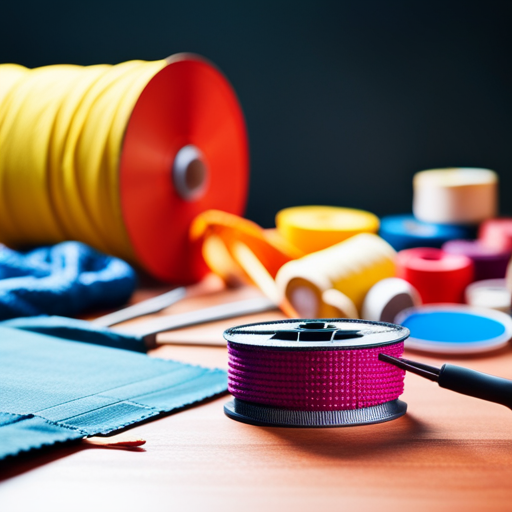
[379,353,512,410]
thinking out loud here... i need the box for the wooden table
[1,285,512,512]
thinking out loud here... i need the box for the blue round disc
[395,305,512,354]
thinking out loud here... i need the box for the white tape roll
[413,168,498,224]
[465,279,511,313]
[362,278,421,323]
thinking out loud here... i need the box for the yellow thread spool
[275,233,396,317]
[276,205,380,254]
[0,56,249,282]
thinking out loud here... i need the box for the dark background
[1,0,511,227]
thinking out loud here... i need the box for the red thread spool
[396,248,474,304]
[479,218,512,252]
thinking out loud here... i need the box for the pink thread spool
[224,319,409,427]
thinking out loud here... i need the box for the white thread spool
[275,233,396,318]
[465,279,511,313]
[362,277,421,323]
[413,168,498,224]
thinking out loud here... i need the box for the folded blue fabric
[0,326,228,460]
[0,242,136,320]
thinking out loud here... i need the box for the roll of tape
[396,248,473,304]
[276,205,379,254]
[413,168,498,224]
[224,319,409,427]
[362,278,421,323]
[396,305,512,354]
[479,218,512,252]
[465,279,511,313]
[276,233,396,317]
[379,214,476,252]
[442,239,511,281]
[0,55,249,283]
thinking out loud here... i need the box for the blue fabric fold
[0,242,137,320]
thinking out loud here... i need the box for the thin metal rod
[379,353,440,382]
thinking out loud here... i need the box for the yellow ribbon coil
[0,60,166,261]
[276,205,380,254]
[275,233,396,317]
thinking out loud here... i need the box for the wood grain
[2,285,512,512]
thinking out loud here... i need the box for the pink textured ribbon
[227,342,405,411]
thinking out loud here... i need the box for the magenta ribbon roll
[223,319,409,427]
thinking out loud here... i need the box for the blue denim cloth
[0,242,137,320]
[0,326,228,460]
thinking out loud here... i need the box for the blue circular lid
[394,304,512,354]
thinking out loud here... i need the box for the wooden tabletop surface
[1,283,512,512]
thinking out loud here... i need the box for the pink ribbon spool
[223,319,409,427]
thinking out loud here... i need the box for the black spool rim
[224,398,408,428]
[223,318,410,351]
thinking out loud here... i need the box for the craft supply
[465,279,511,313]
[223,319,408,427]
[442,239,511,282]
[0,241,136,321]
[380,354,512,411]
[0,325,227,460]
[395,304,512,354]
[479,218,512,252]
[320,289,359,319]
[412,168,498,224]
[1,296,277,351]
[362,278,421,323]
[396,247,473,303]
[276,233,396,317]
[0,55,248,282]
[379,214,476,252]
[276,205,379,254]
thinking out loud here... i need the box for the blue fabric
[1,315,147,352]
[0,242,137,320]
[0,326,228,460]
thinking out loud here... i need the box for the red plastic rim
[120,55,249,282]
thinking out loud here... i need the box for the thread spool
[275,234,396,318]
[396,305,512,354]
[0,55,248,283]
[442,239,511,282]
[465,279,511,313]
[276,205,379,254]
[224,319,408,427]
[379,214,476,252]
[413,168,498,224]
[396,248,473,304]
[479,218,512,252]
[362,278,421,323]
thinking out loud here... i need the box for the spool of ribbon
[396,248,473,304]
[275,233,396,317]
[362,277,421,323]
[0,55,248,283]
[379,214,476,252]
[465,279,511,313]
[442,239,511,282]
[413,168,498,225]
[276,205,379,254]
[479,218,512,252]
[223,319,408,427]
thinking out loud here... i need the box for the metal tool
[380,353,512,410]
[91,287,187,327]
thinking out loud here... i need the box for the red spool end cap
[120,55,249,283]
[479,218,512,252]
[396,247,474,304]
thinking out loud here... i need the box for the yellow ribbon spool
[276,205,380,254]
[275,233,396,317]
